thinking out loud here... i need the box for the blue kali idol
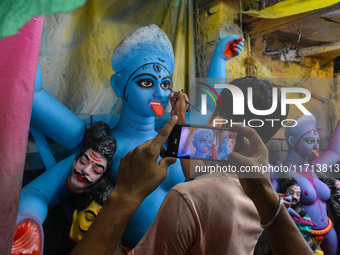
[192,128,214,159]
[14,24,245,252]
[15,25,185,251]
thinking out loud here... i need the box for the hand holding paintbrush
[169,88,201,114]
[169,89,190,123]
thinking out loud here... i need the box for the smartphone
[166,123,243,161]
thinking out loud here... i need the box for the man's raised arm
[229,124,314,255]
[71,116,178,255]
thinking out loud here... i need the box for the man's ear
[207,115,224,127]
[111,74,123,98]
[207,115,213,126]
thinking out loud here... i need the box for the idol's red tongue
[151,101,163,117]
[204,147,209,153]
[313,150,319,158]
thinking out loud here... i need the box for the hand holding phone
[167,124,243,161]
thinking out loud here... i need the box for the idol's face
[124,63,171,117]
[297,219,312,237]
[335,180,340,198]
[296,130,320,159]
[221,132,235,153]
[194,132,213,154]
[68,148,108,192]
[286,185,301,205]
[69,200,101,243]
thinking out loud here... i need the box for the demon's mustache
[73,169,93,184]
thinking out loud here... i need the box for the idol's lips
[151,101,164,116]
[79,226,87,233]
[76,175,86,183]
[73,169,92,184]
[147,99,165,105]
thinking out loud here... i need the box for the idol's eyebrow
[162,75,171,81]
[132,73,157,80]
[95,163,105,170]
[84,210,97,217]
[83,154,90,160]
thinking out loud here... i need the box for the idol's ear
[287,136,294,148]
[72,158,77,168]
[110,74,123,98]
[192,140,197,148]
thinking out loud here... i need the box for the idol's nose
[81,164,92,176]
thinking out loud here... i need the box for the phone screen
[167,124,243,161]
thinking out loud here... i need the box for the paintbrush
[169,88,202,113]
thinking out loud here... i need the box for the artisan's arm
[169,91,206,181]
[229,125,314,255]
[71,116,178,255]
[169,91,192,180]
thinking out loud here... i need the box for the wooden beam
[243,2,340,37]
[298,42,340,65]
[298,42,340,57]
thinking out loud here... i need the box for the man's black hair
[210,76,289,144]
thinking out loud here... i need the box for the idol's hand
[11,216,43,255]
[215,35,244,61]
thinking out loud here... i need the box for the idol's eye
[199,139,206,143]
[80,155,90,165]
[84,211,96,222]
[304,138,314,145]
[93,168,100,175]
[136,79,154,88]
[160,81,170,90]
[93,165,105,175]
